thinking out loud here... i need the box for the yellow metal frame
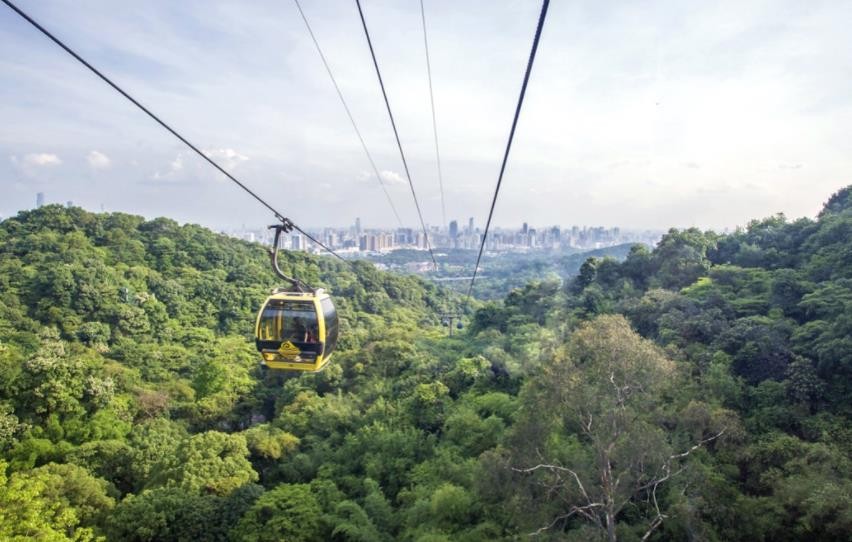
[255,290,329,372]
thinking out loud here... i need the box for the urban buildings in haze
[226,217,661,257]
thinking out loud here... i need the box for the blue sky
[2,0,851,231]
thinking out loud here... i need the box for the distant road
[431,276,483,281]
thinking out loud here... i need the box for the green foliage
[243,423,299,461]
[0,460,105,541]
[105,485,262,542]
[818,185,852,218]
[232,483,322,542]
[2,189,852,541]
[149,431,258,495]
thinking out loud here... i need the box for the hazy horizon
[3,0,851,233]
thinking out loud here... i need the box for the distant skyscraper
[355,217,362,236]
[522,222,528,234]
[36,192,45,208]
[468,217,474,234]
[449,220,458,239]
[66,201,73,208]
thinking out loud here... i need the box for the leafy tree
[232,483,322,542]
[243,423,299,461]
[330,500,385,542]
[652,228,717,289]
[149,431,257,495]
[0,460,103,541]
[509,316,728,541]
[818,185,852,218]
[105,487,218,542]
[19,329,86,419]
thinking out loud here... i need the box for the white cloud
[150,148,248,183]
[203,148,249,170]
[151,152,187,182]
[86,150,111,170]
[21,153,62,167]
[379,170,406,185]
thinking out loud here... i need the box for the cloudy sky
[2,0,851,231]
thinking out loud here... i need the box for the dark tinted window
[258,300,318,342]
[321,297,338,355]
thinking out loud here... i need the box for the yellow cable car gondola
[255,224,339,372]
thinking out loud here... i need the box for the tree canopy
[1,186,851,540]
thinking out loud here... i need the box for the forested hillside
[1,187,851,541]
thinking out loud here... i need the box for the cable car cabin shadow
[255,288,338,372]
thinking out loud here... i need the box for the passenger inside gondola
[291,317,307,342]
[290,316,318,343]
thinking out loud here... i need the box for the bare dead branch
[529,512,575,537]
[514,464,594,506]
[670,428,726,460]
[528,503,606,537]
[641,514,666,542]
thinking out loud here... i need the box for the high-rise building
[324,231,337,248]
[355,217,362,236]
[449,220,458,239]
[36,192,45,208]
[468,217,474,234]
[522,222,528,234]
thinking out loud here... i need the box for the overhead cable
[467,0,550,298]
[292,0,404,229]
[419,0,446,229]
[354,0,438,269]
[2,0,350,264]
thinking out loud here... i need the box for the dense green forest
[1,186,850,541]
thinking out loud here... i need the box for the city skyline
[224,214,662,258]
[0,190,800,238]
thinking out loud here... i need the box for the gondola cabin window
[258,299,319,343]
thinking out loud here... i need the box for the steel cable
[467,0,550,298]
[354,0,438,269]
[419,0,446,229]
[293,0,404,229]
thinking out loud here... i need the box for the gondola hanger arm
[268,223,311,293]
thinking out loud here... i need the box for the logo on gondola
[278,341,301,357]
